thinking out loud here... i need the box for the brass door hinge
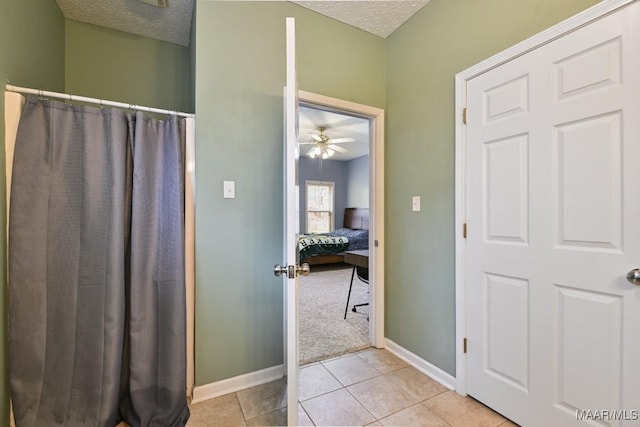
[463,223,467,239]
[463,338,467,354]
[462,107,468,124]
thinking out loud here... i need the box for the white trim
[384,339,456,391]
[184,117,196,399]
[454,74,467,396]
[453,0,636,398]
[298,90,385,348]
[191,364,284,404]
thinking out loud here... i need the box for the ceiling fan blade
[311,133,322,142]
[328,144,347,153]
[298,141,316,145]
[327,137,355,144]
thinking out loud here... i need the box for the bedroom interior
[297,104,373,364]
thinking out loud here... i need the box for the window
[306,181,334,233]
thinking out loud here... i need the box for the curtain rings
[67,93,73,108]
[38,89,44,101]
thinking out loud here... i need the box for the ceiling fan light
[322,148,335,160]
[308,147,320,158]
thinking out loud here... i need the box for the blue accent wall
[298,155,370,233]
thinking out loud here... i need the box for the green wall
[0,0,603,416]
[385,0,600,375]
[65,19,193,113]
[194,0,385,384]
[0,1,65,423]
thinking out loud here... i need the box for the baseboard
[192,364,284,404]
[384,338,456,390]
[192,341,454,405]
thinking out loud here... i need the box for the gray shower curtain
[9,98,189,427]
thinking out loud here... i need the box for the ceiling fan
[299,127,355,159]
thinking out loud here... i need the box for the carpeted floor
[299,264,370,365]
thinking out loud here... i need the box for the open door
[274,17,309,426]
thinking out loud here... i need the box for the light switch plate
[412,196,421,212]
[223,180,235,199]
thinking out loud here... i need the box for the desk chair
[344,266,369,319]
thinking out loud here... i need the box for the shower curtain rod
[6,84,195,118]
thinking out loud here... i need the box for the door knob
[274,264,290,277]
[274,263,310,278]
[297,263,310,277]
[626,269,640,285]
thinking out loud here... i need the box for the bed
[299,208,369,265]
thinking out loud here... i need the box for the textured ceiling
[56,0,193,47]
[56,0,429,48]
[290,0,430,38]
[299,106,369,161]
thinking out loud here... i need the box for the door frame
[453,0,635,396]
[298,90,385,348]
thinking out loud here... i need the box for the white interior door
[281,16,301,426]
[465,2,640,426]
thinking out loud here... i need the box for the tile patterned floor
[187,348,518,427]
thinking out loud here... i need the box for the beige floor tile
[245,408,286,426]
[187,393,246,427]
[236,379,287,420]
[347,375,418,419]
[297,404,315,426]
[357,348,408,374]
[366,422,383,426]
[302,388,375,426]
[386,366,448,401]
[499,421,520,427]
[322,354,381,386]
[424,391,506,427]
[244,404,315,426]
[299,363,343,401]
[379,402,449,426]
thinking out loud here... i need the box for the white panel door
[282,16,301,427]
[466,3,640,426]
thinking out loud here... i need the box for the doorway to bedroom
[296,93,384,365]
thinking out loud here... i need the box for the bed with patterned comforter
[298,228,369,262]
